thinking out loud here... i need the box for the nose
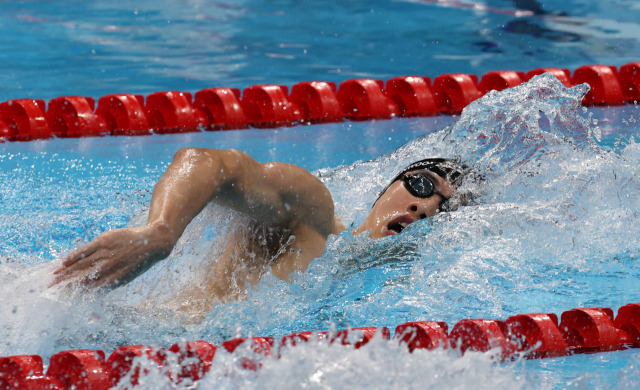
[408,204,428,220]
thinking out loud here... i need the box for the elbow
[173,148,245,168]
[173,147,207,163]
[172,148,226,173]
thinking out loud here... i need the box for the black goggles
[401,173,449,202]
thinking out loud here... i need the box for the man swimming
[52,148,467,308]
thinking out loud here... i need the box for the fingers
[78,266,108,290]
[81,258,123,290]
[50,256,112,290]
[84,271,119,291]
[50,263,92,287]
[50,246,109,287]
[60,240,101,269]
[50,227,155,292]
[52,255,97,283]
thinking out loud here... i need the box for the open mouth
[387,221,408,234]
[385,215,414,235]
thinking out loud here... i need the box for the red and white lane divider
[2,303,640,389]
[1,63,639,142]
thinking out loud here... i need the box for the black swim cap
[387,158,467,186]
[373,158,468,207]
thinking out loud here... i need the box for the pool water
[2,1,640,389]
[2,0,640,102]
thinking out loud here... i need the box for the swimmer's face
[353,169,454,238]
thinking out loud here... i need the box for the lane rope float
[0,62,639,141]
[2,63,640,388]
[1,303,640,389]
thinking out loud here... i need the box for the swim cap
[373,158,468,208]
[387,158,467,186]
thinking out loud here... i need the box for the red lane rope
[1,303,640,388]
[2,63,640,387]
[1,62,639,142]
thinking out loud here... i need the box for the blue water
[2,1,640,389]
[2,0,640,102]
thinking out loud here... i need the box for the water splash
[2,74,640,388]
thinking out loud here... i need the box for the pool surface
[2,1,640,389]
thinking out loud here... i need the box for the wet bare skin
[165,221,294,316]
[51,148,452,314]
[353,169,453,238]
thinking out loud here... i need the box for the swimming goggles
[401,173,449,202]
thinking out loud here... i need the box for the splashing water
[2,74,640,388]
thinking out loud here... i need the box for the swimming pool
[2,1,640,389]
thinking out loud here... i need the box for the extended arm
[52,147,337,289]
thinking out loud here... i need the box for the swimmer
[52,148,468,309]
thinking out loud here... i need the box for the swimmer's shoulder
[260,161,339,237]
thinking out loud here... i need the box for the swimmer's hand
[51,224,173,290]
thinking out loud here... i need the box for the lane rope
[1,303,640,388]
[2,63,640,387]
[1,63,639,141]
